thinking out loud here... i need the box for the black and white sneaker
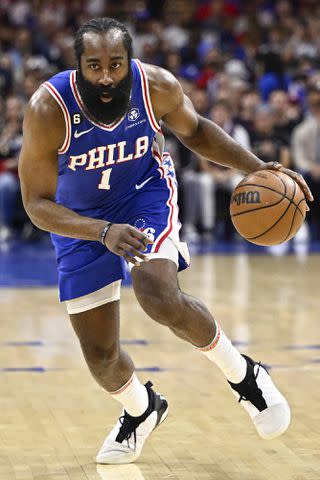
[96,381,168,464]
[228,355,291,439]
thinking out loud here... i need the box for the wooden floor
[0,253,319,480]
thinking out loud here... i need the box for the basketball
[230,170,307,246]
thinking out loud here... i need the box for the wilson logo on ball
[231,191,262,206]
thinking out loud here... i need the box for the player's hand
[103,223,153,266]
[259,161,314,202]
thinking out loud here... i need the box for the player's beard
[76,66,132,124]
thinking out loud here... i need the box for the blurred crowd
[0,0,320,244]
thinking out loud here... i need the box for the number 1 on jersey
[98,168,112,190]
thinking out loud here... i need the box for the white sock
[108,373,149,417]
[197,322,247,383]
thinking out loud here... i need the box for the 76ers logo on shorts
[143,227,156,242]
[134,218,156,243]
[128,107,140,122]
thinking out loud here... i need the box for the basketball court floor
[0,241,319,479]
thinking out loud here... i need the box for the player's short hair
[74,17,133,63]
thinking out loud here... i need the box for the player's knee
[137,287,183,327]
[133,261,184,327]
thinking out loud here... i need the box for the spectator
[0,95,24,240]
[181,88,212,241]
[292,83,320,240]
[269,90,303,144]
[8,27,33,84]
[237,90,261,133]
[0,54,14,98]
[256,27,290,100]
[199,100,250,242]
[250,104,290,167]
[182,99,250,242]
[0,0,318,244]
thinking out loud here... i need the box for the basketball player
[19,18,312,464]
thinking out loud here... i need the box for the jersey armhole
[134,59,161,133]
[42,82,72,154]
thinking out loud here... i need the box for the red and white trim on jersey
[134,59,161,134]
[69,70,126,132]
[42,82,71,154]
[151,151,180,253]
[196,323,221,352]
[152,131,165,178]
[152,149,165,179]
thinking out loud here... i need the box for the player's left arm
[147,65,313,202]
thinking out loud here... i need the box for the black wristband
[100,222,113,246]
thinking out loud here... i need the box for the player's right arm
[19,88,150,265]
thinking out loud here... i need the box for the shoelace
[115,382,154,449]
[117,413,137,449]
[238,361,261,403]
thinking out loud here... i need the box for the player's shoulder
[23,83,65,144]
[26,70,72,120]
[143,62,181,94]
[26,83,63,127]
[142,62,184,118]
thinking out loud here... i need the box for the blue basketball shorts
[52,177,190,305]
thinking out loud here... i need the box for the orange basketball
[230,170,307,246]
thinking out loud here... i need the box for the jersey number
[73,113,82,124]
[98,168,112,190]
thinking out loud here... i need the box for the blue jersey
[43,60,186,301]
